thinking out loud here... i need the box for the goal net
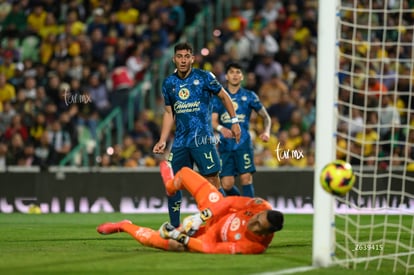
[313,0,414,274]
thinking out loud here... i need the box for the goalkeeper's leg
[97,220,184,251]
[102,222,185,251]
[171,167,224,209]
[120,223,185,251]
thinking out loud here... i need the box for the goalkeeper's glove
[183,208,212,236]
[159,222,189,245]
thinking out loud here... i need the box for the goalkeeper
[97,161,284,254]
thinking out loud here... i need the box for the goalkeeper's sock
[226,186,241,196]
[167,191,182,228]
[160,161,177,195]
[175,167,223,208]
[121,223,170,250]
[242,183,255,198]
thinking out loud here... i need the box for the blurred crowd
[0,0,413,170]
[336,0,414,170]
[0,0,194,168]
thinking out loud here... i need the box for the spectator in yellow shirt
[65,10,85,37]
[116,0,139,26]
[0,73,16,105]
[223,6,247,34]
[292,17,311,45]
[39,33,57,64]
[27,3,47,33]
[39,12,63,39]
[355,128,379,157]
[0,51,16,80]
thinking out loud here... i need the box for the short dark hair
[174,42,193,54]
[225,62,243,73]
[267,210,284,232]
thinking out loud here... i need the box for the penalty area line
[251,266,317,275]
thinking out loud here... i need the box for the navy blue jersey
[162,68,223,148]
[212,87,263,151]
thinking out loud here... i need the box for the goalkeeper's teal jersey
[162,68,223,148]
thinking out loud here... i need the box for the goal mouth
[313,1,414,274]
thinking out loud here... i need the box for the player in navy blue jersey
[212,62,271,197]
[153,42,241,228]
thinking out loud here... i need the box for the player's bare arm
[216,88,241,143]
[153,106,175,154]
[257,107,271,142]
[212,112,233,138]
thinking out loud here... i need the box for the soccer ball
[28,204,42,214]
[320,160,356,196]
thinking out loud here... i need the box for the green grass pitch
[0,213,409,275]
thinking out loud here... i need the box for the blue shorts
[219,147,256,177]
[169,144,221,176]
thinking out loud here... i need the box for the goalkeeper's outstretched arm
[159,222,268,254]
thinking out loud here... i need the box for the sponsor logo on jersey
[173,101,201,113]
[220,112,244,124]
[221,213,236,241]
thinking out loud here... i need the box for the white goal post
[312,0,337,268]
[313,0,414,274]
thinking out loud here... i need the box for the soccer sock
[242,183,255,198]
[226,186,241,196]
[175,167,224,209]
[168,191,182,228]
[120,223,169,250]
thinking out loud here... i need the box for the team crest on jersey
[254,198,264,204]
[232,101,239,111]
[241,96,247,101]
[208,192,220,203]
[178,88,190,100]
[230,217,241,231]
[193,79,200,85]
